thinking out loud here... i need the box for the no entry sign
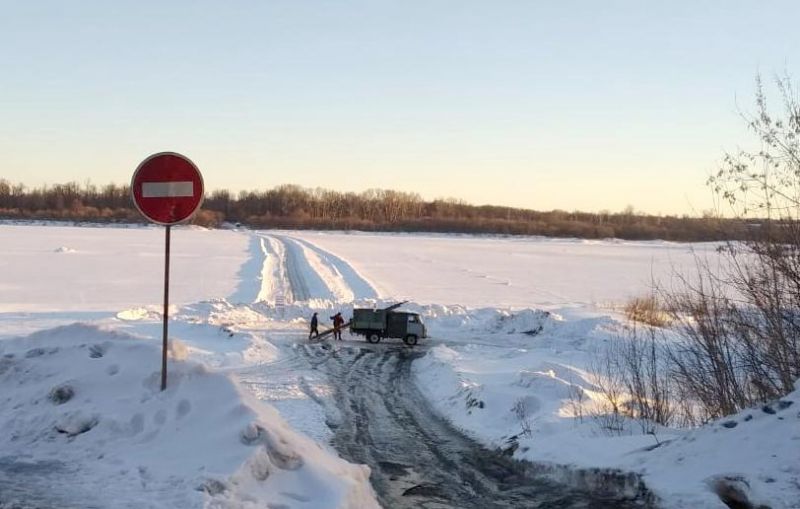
[131,152,204,225]
[130,151,204,391]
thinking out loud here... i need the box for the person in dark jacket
[309,312,319,340]
[330,312,345,340]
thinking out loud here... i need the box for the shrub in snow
[623,295,671,328]
[669,81,800,421]
[512,397,534,437]
[587,323,675,435]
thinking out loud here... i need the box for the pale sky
[1,1,798,215]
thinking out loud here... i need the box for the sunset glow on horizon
[2,1,798,215]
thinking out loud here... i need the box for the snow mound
[380,302,560,339]
[488,309,555,336]
[0,324,379,508]
[630,387,800,508]
[116,306,162,321]
[53,246,76,253]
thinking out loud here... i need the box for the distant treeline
[0,179,749,241]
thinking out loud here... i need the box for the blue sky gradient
[1,1,798,214]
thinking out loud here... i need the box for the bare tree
[660,74,800,421]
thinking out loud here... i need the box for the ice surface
[286,230,720,309]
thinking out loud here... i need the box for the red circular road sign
[131,152,204,225]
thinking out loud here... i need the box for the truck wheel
[403,335,418,346]
[367,333,381,344]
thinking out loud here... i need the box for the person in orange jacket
[330,312,345,340]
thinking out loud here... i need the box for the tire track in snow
[242,233,312,303]
[257,234,292,304]
[273,235,333,302]
[285,236,380,300]
[254,236,274,302]
[300,344,654,509]
[247,232,379,304]
[231,233,295,304]
[0,458,78,509]
[247,232,317,304]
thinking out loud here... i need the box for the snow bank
[626,387,800,509]
[0,324,379,508]
[412,306,800,509]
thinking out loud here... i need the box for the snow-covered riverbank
[1,224,797,508]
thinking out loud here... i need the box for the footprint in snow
[154,409,167,425]
[89,343,107,358]
[176,399,191,419]
[129,413,144,435]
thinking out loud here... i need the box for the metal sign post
[161,225,171,391]
[131,152,204,391]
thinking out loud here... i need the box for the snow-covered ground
[0,224,380,509]
[285,230,717,310]
[412,309,800,509]
[0,224,248,314]
[0,324,376,509]
[1,224,797,508]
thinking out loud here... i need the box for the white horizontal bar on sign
[141,181,194,198]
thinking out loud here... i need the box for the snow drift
[0,323,379,509]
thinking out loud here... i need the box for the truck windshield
[408,315,420,323]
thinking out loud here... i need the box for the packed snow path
[246,233,380,304]
[294,343,654,509]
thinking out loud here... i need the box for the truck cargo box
[352,308,386,331]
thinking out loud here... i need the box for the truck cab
[386,311,427,345]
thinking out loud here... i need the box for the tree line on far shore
[0,179,748,241]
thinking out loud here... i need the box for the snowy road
[239,232,655,508]
[294,343,653,509]
[0,458,84,509]
[245,233,380,305]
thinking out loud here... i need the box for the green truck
[350,302,427,346]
